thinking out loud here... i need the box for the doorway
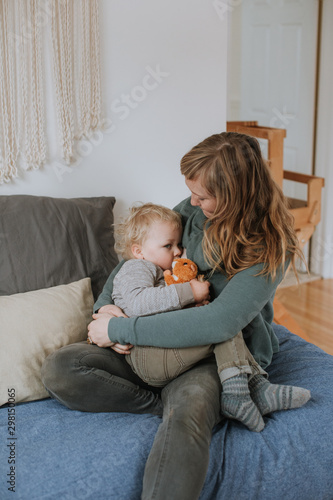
[227,0,319,202]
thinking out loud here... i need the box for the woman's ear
[131,244,144,259]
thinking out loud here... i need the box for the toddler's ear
[131,244,144,259]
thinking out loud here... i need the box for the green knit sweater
[94,198,282,368]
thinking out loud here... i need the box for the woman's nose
[191,195,199,207]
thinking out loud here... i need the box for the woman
[42,132,310,500]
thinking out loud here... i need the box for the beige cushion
[0,278,94,406]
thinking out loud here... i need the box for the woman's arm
[93,260,125,313]
[107,263,283,348]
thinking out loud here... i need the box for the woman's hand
[98,304,128,318]
[87,312,133,354]
[110,343,133,355]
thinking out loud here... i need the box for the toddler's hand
[195,300,210,307]
[190,279,210,304]
[98,304,128,318]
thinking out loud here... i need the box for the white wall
[226,3,242,120]
[1,1,228,223]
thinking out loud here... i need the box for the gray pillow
[0,195,119,300]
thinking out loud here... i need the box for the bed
[1,195,333,499]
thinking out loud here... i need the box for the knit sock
[249,374,311,416]
[220,373,265,432]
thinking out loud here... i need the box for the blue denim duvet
[1,325,333,500]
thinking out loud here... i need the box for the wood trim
[312,0,323,176]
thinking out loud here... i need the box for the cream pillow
[0,278,94,406]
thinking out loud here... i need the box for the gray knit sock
[220,373,265,432]
[249,374,311,416]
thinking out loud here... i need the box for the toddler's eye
[165,244,171,249]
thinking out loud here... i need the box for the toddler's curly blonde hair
[114,203,182,260]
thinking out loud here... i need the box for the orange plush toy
[164,258,203,285]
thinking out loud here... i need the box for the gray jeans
[41,342,222,500]
[127,331,266,386]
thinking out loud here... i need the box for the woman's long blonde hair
[180,132,303,279]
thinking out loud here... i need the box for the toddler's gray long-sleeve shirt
[111,259,195,317]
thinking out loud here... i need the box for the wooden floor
[275,278,333,356]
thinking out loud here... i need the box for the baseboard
[278,270,322,289]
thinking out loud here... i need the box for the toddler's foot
[249,374,311,416]
[221,373,265,432]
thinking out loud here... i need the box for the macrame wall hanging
[0,0,102,184]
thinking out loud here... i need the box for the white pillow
[0,278,94,406]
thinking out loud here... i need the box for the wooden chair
[226,121,325,341]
